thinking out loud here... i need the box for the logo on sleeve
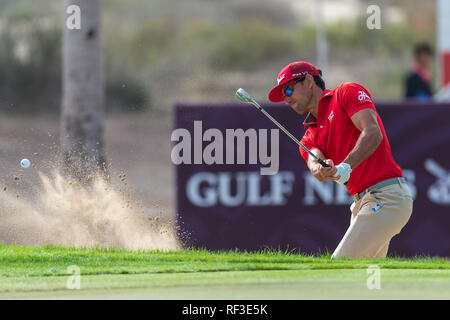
[358,91,371,103]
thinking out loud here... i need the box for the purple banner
[174,102,450,257]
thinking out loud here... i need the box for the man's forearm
[343,127,382,169]
[307,148,326,171]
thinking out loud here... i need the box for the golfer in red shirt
[268,61,413,258]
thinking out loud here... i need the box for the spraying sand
[0,170,179,250]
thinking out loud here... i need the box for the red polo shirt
[299,82,403,195]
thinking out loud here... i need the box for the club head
[235,88,254,104]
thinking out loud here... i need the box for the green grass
[0,244,448,299]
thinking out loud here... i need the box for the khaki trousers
[332,182,413,259]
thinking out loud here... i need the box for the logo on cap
[277,74,285,84]
[292,72,308,77]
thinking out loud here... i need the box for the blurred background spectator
[404,43,434,100]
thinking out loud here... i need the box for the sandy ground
[0,112,174,215]
[103,113,174,215]
[0,112,177,249]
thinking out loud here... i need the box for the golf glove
[334,162,352,184]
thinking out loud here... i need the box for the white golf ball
[20,158,31,168]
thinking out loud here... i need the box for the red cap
[268,61,321,102]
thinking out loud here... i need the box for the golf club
[235,88,348,185]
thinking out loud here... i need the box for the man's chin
[294,105,307,115]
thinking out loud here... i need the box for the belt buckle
[354,189,367,201]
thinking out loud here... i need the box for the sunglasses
[283,76,306,97]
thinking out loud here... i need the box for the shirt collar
[321,89,334,99]
[303,112,317,129]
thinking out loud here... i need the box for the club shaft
[249,101,328,167]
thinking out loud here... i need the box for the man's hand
[333,162,352,184]
[311,159,339,182]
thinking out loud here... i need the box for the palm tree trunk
[61,0,106,182]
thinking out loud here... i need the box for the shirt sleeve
[338,82,376,117]
[299,129,316,163]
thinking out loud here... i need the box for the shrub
[208,18,295,70]
[326,17,421,55]
[0,20,148,114]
